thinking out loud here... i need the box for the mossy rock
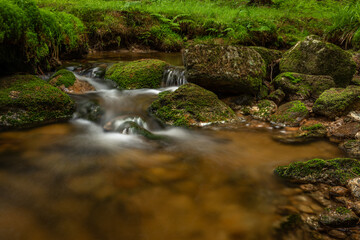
[267,89,285,105]
[183,44,266,95]
[105,59,169,89]
[149,83,236,127]
[0,75,75,130]
[312,86,360,119]
[49,69,76,88]
[319,208,359,228]
[248,100,277,121]
[280,35,356,87]
[273,123,327,143]
[274,72,335,101]
[249,46,282,67]
[340,140,360,159]
[271,100,308,126]
[275,158,360,185]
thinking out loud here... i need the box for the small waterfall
[162,66,187,87]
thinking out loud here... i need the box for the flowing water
[0,52,344,240]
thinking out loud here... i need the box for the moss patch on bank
[0,75,75,130]
[49,69,76,88]
[275,158,360,185]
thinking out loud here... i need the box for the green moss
[105,59,168,89]
[336,207,351,215]
[149,83,235,127]
[0,75,75,130]
[275,158,360,185]
[282,72,301,84]
[271,100,308,126]
[301,123,325,131]
[49,69,76,87]
[313,86,360,118]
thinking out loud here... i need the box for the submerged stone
[105,59,169,89]
[280,35,356,87]
[313,86,360,119]
[0,75,75,130]
[275,158,360,185]
[183,44,266,95]
[149,83,236,127]
[274,72,335,101]
[271,100,308,126]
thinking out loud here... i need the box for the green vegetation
[271,100,308,126]
[149,83,235,127]
[0,75,75,130]
[49,69,76,87]
[0,0,86,74]
[275,158,360,185]
[105,59,168,89]
[300,123,325,131]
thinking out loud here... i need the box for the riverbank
[2,0,360,75]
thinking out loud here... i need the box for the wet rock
[280,35,356,87]
[66,79,95,94]
[328,229,348,239]
[330,186,349,197]
[300,184,316,192]
[297,204,314,214]
[348,178,360,199]
[309,191,332,208]
[313,86,360,119]
[348,111,360,122]
[49,69,76,88]
[0,75,75,131]
[277,206,299,215]
[349,202,360,216]
[247,100,277,121]
[340,140,360,158]
[105,59,169,89]
[329,121,360,141]
[274,72,335,101]
[267,89,285,105]
[149,83,236,127]
[183,44,266,95]
[271,100,309,126]
[273,123,327,143]
[319,208,359,228]
[249,46,282,79]
[75,101,103,123]
[275,158,360,186]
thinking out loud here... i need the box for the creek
[0,51,344,240]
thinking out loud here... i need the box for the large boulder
[105,59,169,89]
[0,75,75,130]
[149,83,236,127]
[274,72,335,101]
[280,35,356,87]
[270,100,309,126]
[313,86,360,119]
[183,44,266,95]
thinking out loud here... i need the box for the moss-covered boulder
[49,69,76,88]
[49,69,95,94]
[267,89,285,105]
[249,46,282,79]
[312,86,360,119]
[0,75,75,130]
[275,158,360,185]
[246,100,277,121]
[271,100,308,126]
[183,44,266,95]
[149,83,236,127]
[105,59,169,89]
[280,35,356,87]
[274,72,335,101]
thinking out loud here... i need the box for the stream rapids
[0,51,344,240]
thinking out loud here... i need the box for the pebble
[348,178,360,198]
[300,184,316,192]
[330,186,349,197]
[328,229,347,239]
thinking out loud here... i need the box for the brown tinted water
[0,124,343,240]
[0,52,344,240]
